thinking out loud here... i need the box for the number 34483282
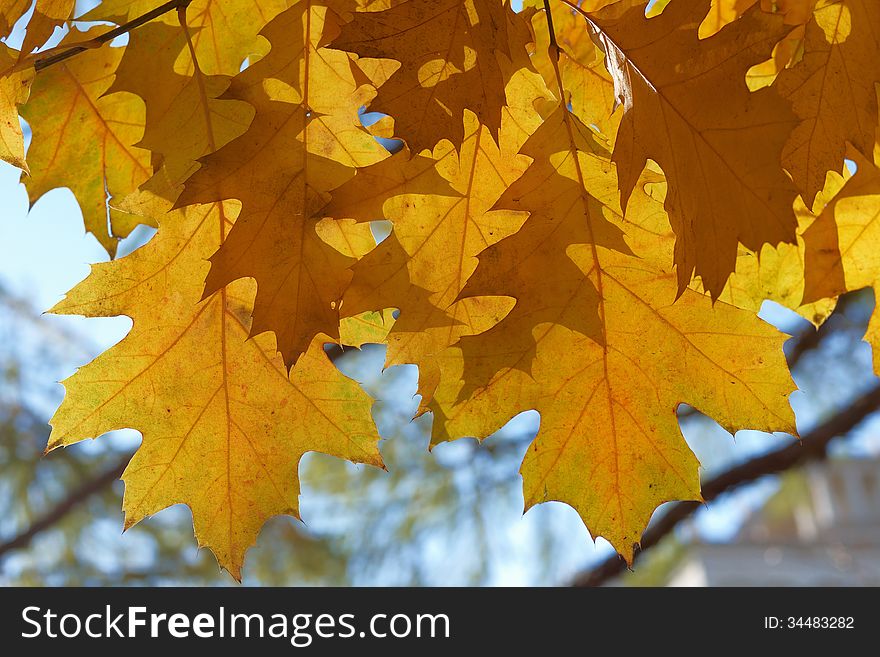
[764,617,854,629]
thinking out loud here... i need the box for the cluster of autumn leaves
[0,0,878,578]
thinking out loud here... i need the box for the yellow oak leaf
[328,102,551,405]
[0,0,30,38]
[0,44,33,171]
[19,0,75,56]
[178,1,387,367]
[20,27,152,255]
[699,0,814,38]
[342,230,516,408]
[774,0,880,205]
[455,108,629,390]
[47,20,385,576]
[802,145,880,370]
[524,0,618,141]
[81,0,290,76]
[746,24,806,91]
[651,172,840,325]
[334,121,528,287]
[331,0,532,152]
[588,0,800,297]
[430,106,796,560]
[339,309,396,347]
[108,21,254,206]
[323,64,550,407]
[48,200,384,580]
[715,219,837,327]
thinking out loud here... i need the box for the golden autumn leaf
[330,0,532,152]
[178,0,387,368]
[802,144,880,370]
[714,229,836,327]
[524,0,618,140]
[81,0,291,76]
[20,27,152,255]
[323,64,550,406]
[699,0,814,38]
[328,112,538,404]
[431,107,796,559]
[0,0,30,38]
[455,109,629,387]
[707,167,845,325]
[775,0,880,205]
[108,21,254,206]
[745,23,806,91]
[339,308,396,347]
[38,9,382,578]
[19,0,75,56]
[48,200,383,580]
[0,44,32,170]
[588,0,800,297]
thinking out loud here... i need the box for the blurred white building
[667,458,880,586]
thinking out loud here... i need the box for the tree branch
[543,0,559,50]
[6,0,193,75]
[0,453,131,561]
[570,382,880,587]
[784,292,860,366]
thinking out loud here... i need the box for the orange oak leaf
[177,1,387,367]
[430,108,796,560]
[588,0,800,297]
[774,0,880,205]
[19,0,75,56]
[331,0,532,152]
[81,0,290,76]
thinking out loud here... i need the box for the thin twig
[570,382,880,586]
[543,0,559,50]
[5,0,192,75]
[542,0,569,105]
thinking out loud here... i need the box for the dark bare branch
[0,453,131,560]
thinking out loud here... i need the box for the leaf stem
[543,0,559,51]
[543,0,568,104]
